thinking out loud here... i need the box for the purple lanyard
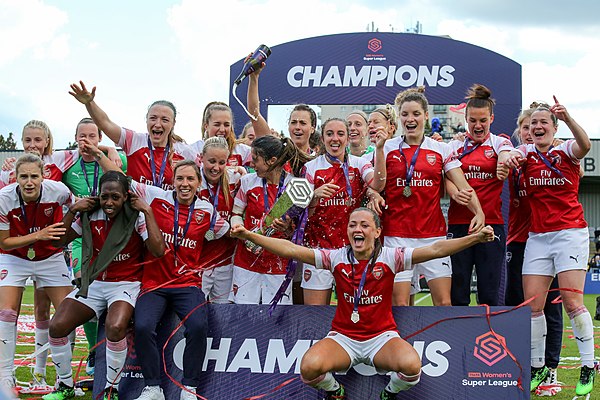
[204,176,220,232]
[512,167,523,199]
[398,140,422,188]
[535,147,567,180]
[147,136,170,187]
[458,139,481,160]
[325,153,352,199]
[80,158,99,196]
[173,193,195,261]
[262,171,287,214]
[17,186,42,233]
[347,247,376,316]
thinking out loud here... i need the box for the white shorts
[229,266,292,305]
[523,228,589,276]
[410,273,421,296]
[202,263,233,304]
[300,262,334,290]
[0,253,72,288]
[384,236,452,283]
[326,330,400,373]
[67,280,140,319]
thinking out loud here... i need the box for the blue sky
[1,0,599,148]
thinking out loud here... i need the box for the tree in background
[0,132,18,150]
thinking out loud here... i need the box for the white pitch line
[415,293,432,305]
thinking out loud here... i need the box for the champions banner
[94,305,530,400]
[228,32,522,136]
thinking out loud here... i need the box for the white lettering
[286,65,456,88]
[263,339,312,374]
[226,339,262,373]
[203,337,231,372]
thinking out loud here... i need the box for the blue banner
[229,32,521,136]
[585,272,600,294]
[94,305,530,399]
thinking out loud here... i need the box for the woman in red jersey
[0,154,73,392]
[232,207,494,400]
[302,118,384,305]
[70,81,198,190]
[198,137,242,303]
[446,84,513,307]
[191,102,252,169]
[377,87,484,306]
[505,98,594,396]
[230,135,311,304]
[247,64,317,156]
[44,171,165,400]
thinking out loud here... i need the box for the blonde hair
[202,102,238,154]
[202,136,232,208]
[22,120,53,156]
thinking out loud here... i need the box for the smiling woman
[230,207,495,400]
[0,154,74,393]
[69,81,199,190]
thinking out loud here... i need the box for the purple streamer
[268,207,309,315]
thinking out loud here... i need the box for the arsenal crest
[232,284,239,295]
[228,156,239,167]
[0,269,7,280]
[484,149,494,159]
[426,154,436,166]
[44,207,53,217]
[506,251,512,263]
[43,166,51,178]
[194,211,204,223]
[372,265,384,280]
[304,269,312,282]
[348,169,356,182]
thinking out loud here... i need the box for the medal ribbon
[534,147,570,183]
[80,158,100,196]
[347,247,377,319]
[398,139,422,189]
[203,174,220,233]
[458,138,481,161]
[173,193,196,264]
[147,136,170,187]
[325,153,352,200]
[17,186,42,234]
[512,167,523,199]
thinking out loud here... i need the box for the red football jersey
[515,141,587,233]
[304,154,373,248]
[314,246,413,340]
[198,169,241,269]
[0,180,73,260]
[232,173,294,275]
[447,134,513,225]
[382,136,461,237]
[71,209,148,282]
[132,181,229,289]
[119,128,199,190]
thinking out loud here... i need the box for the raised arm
[246,65,272,138]
[80,139,123,174]
[230,224,316,265]
[551,96,591,159]
[412,225,494,264]
[69,81,122,145]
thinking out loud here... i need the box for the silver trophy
[245,177,313,255]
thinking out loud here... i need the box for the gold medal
[27,248,35,260]
[403,186,412,197]
[351,310,360,323]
